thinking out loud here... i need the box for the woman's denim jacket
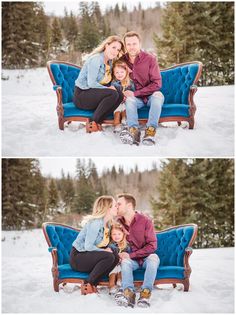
[72,218,105,252]
[75,52,112,90]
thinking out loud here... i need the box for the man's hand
[124,90,134,98]
[119,252,130,260]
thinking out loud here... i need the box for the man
[115,194,160,308]
[120,31,164,146]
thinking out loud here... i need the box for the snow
[1,68,234,157]
[2,229,234,313]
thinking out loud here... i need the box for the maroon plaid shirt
[121,50,162,103]
[119,212,157,266]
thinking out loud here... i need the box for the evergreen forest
[2,1,234,86]
[2,158,234,249]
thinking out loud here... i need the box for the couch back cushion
[156,225,194,267]
[49,62,200,106]
[45,225,79,265]
[49,63,80,104]
[160,63,200,104]
[44,224,194,267]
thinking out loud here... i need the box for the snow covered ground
[2,229,234,313]
[1,68,234,157]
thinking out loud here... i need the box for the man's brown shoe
[142,126,156,145]
[120,127,141,145]
[137,288,151,307]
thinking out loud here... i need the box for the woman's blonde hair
[112,60,131,91]
[110,221,128,252]
[81,195,114,226]
[90,35,125,58]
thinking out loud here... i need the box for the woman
[70,195,120,295]
[73,35,125,133]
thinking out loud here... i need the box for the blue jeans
[121,254,160,291]
[125,92,164,129]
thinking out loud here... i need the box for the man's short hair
[117,193,136,209]
[123,31,141,43]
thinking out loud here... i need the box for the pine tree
[153,2,234,86]
[76,2,101,53]
[114,4,120,18]
[2,2,46,68]
[72,159,96,214]
[2,159,46,229]
[63,11,79,51]
[34,3,51,65]
[47,179,59,214]
[58,171,75,213]
[151,159,234,248]
[50,17,63,53]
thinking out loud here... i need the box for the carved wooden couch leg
[188,118,194,129]
[183,279,190,292]
[58,117,64,130]
[53,279,59,292]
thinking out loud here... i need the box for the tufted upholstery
[50,63,80,104]
[47,61,201,121]
[160,64,199,105]
[43,223,196,282]
[45,225,78,265]
[156,226,194,267]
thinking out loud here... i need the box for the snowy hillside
[2,68,234,157]
[2,229,234,313]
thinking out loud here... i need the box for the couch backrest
[43,223,197,266]
[160,62,201,105]
[47,62,81,104]
[47,61,202,106]
[156,225,196,267]
[43,223,79,265]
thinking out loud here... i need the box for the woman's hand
[124,90,134,97]
[119,252,130,260]
[108,86,116,90]
[104,247,113,253]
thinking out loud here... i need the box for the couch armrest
[184,247,193,278]
[50,248,59,279]
[53,85,62,91]
[54,87,64,116]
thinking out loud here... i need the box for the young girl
[111,61,135,133]
[108,222,130,294]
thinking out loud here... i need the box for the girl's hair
[90,35,125,58]
[112,60,131,91]
[110,222,128,252]
[81,195,114,226]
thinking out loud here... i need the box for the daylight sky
[39,157,163,177]
[43,0,158,16]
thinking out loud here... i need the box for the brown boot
[86,121,102,133]
[81,282,98,295]
[113,111,121,126]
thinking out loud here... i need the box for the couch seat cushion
[58,264,185,281]
[62,102,190,119]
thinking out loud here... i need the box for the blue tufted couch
[47,61,202,131]
[42,222,198,292]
